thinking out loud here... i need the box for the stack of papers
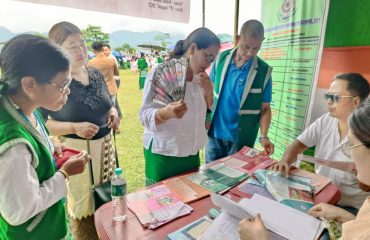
[166,216,213,240]
[187,163,248,193]
[201,193,324,240]
[127,185,193,229]
[221,146,276,174]
[290,168,332,194]
[163,174,210,203]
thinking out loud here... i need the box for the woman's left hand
[308,203,355,223]
[196,72,214,109]
[107,107,120,131]
[50,137,65,157]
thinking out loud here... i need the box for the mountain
[109,30,184,49]
[0,27,231,50]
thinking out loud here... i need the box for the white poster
[15,0,190,23]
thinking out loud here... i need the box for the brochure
[127,185,193,229]
[290,168,332,195]
[166,216,213,240]
[254,169,315,213]
[187,163,248,193]
[163,174,211,203]
[221,146,276,174]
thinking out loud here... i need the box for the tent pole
[234,0,239,46]
[202,0,205,27]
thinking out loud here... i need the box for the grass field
[115,69,146,193]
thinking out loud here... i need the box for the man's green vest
[211,48,272,150]
[0,98,67,240]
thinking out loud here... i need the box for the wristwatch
[259,135,269,143]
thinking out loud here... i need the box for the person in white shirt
[275,73,370,211]
[139,28,220,185]
[239,97,370,240]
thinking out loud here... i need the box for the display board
[256,0,330,160]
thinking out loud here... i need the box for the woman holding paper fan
[238,97,370,240]
[139,27,220,185]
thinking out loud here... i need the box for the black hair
[334,73,370,102]
[349,97,370,148]
[240,20,264,39]
[92,42,104,52]
[103,44,111,49]
[171,27,220,59]
[0,34,69,96]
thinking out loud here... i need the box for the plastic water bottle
[111,168,127,222]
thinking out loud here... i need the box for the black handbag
[87,132,119,211]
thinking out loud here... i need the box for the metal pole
[234,0,240,46]
[202,0,205,27]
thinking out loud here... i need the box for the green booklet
[187,164,248,192]
[166,216,213,240]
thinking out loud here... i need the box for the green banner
[256,0,329,160]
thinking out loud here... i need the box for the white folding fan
[151,57,188,106]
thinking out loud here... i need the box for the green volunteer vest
[0,97,67,240]
[211,48,272,149]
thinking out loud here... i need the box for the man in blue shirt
[206,20,274,163]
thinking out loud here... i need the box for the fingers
[55,146,63,157]
[254,213,263,223]
[86,124,99,139]
[308,204,322,217]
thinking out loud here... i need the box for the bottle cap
[115,168,123,175]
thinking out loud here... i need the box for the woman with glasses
[0,34,90,239]
[239,97,370,240]
[41,22,119,240]
[139,28,220,185]
[275,73,370,212]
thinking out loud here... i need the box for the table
[95,177,340,240]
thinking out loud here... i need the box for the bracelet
[57,169,69,181]
[259,136,269,143]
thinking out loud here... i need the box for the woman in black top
[42,21,119,240]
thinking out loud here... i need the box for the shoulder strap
[88,132,119,185]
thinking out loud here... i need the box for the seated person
[239,96,370,240]
[275,73,370,211]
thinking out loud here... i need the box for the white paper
[203,193,323,240]
[240,194,322,240]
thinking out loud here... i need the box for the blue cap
[115,168,123,175]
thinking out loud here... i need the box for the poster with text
[256,0,330,160]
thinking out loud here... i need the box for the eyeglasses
[324,93,355,103]
[202,50,215,65]
[341,141,364,157]
[48,78,72,93]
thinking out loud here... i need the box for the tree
[82,25,109,47]
[154,33,171,48]
[116,43,136,55]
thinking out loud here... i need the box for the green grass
[116,70,145,193]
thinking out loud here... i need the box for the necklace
[8,97,56,168]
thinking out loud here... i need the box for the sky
[0,0,261,36]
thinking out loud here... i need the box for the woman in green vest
[137,52,149,90]
[0,34,89,240]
